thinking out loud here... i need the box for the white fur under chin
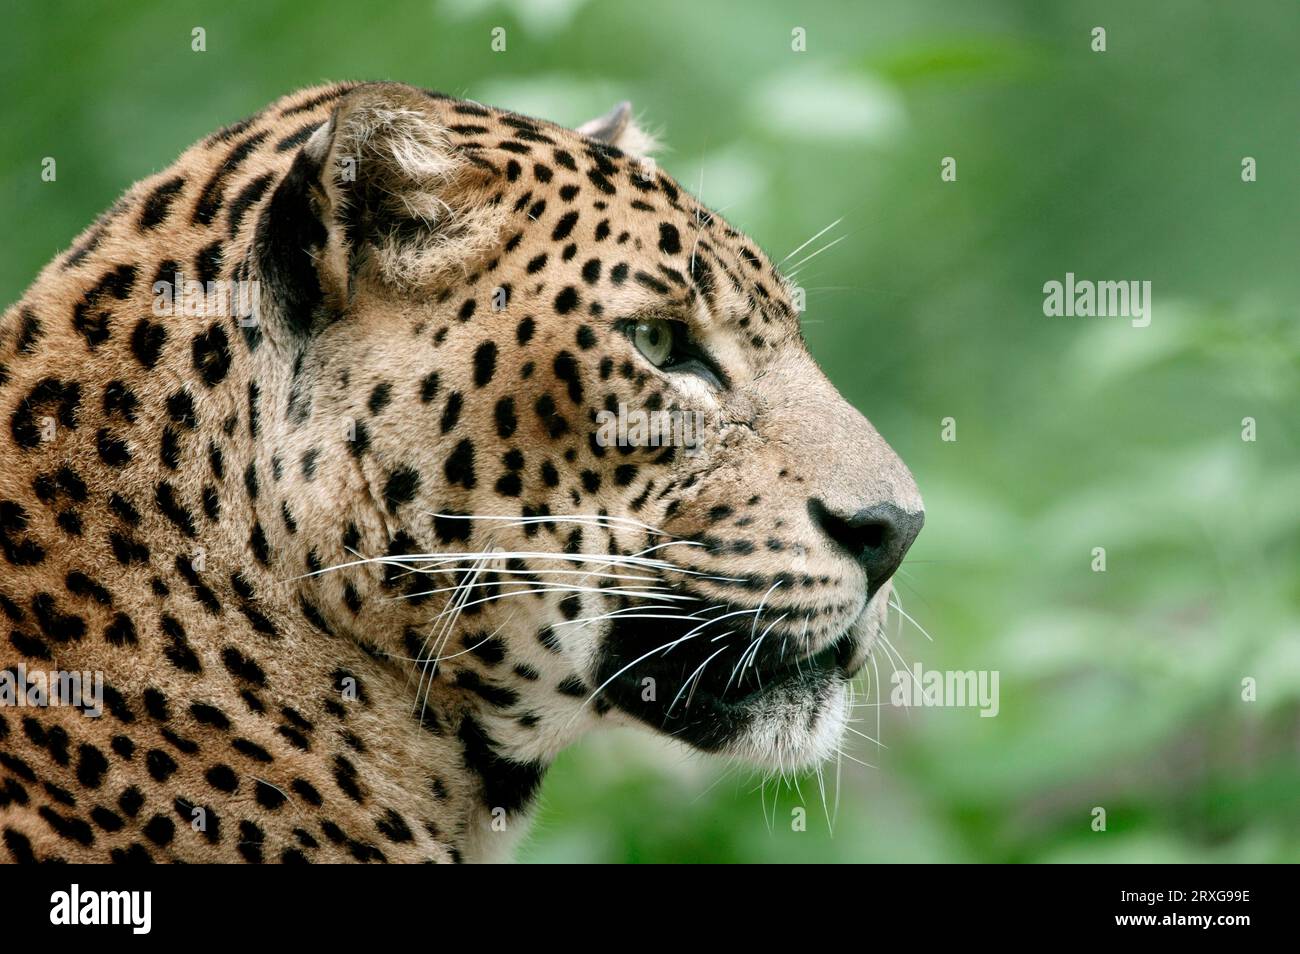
[719,586,891,774]
[721,677,851,775]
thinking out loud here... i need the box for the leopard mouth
[592,600,858,753]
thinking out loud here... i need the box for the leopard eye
[632,318,674,367]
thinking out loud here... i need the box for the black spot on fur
[146,749,178,783]
[246,381,260,437]
[444,439,476,489]
[103,613,137,647]
[108,493,140,526]
[383,466,421,512]
[554,286,580,314]
[473,342,497,387]
[332,755,365,803]
[72,265,136,351]
[15,310,44,353]
[440,392,463,433]
[130,318,167,369]
[205,764,238,793]
[658,222,682,254]
[193,131,268,226]
[39,805,95,846]
[138,176,186,230]
[9,379,78,452]
[155,482,198,538]
[32,593,84,643]
[95,428,130,467]
[458,716,543,814]
[142,814,175,846]
[191,324,232,386]
[254,780,288,810]
[275,120,324,151]
[117,787,145,819]
[187,703,230,733]
[375,808,414,843]
[433,511,472,543]
[250,522,270,565]
[222,647,266,685]
[551,210,579,240]
[90,806,125,833]
[291,778,323,806]
[227,172,274,238]
[367,382,392,415]
[195,240,223,284]
[75,744,109,788]
[419,372,439,403]
[232,738,273,763]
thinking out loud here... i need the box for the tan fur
[0,83,920,863]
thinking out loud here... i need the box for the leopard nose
[807,498,924,599]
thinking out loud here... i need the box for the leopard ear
[576,102,659,158]
[256,83,504,336]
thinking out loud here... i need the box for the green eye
[633,318,674,367]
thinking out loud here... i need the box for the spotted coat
[0,82,922,863]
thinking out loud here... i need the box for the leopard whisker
[389,579,689,609]
[377,563,668,585]
[413,549,488,725]
[429,617,510,666]
[667,643,730,716]
[425,509,679,540]
[786,233,849,279]
[832,747,876,770]
[570,630,702,720]
[875,629,916,680]
[550,604,713,630]
[403,564,665,587]
[724,613,786,696]
[780,216,843,264]
[739,614,786,691]
[681,641,727,714]
[680,604,759,641]
[888,595,935,643]
[870,649,884,742]
[834,685,848,827]
[749,580,782,642]
[815,759,831,835]
[412,584,694,620]
[843,723,887,749]
[312,544,743,584]
[872,630,911,692]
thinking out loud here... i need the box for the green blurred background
[3,0,1296,862]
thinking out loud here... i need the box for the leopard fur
[0,82,922,863]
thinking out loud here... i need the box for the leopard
[0,81,923,863]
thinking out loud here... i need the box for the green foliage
[4,0,1296,863]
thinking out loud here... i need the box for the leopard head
[257,83,923,775]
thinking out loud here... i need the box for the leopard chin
[591,582,893,772]
[718,587,892,772]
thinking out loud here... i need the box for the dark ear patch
[253,83,506,335]
[254,148,328,340]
